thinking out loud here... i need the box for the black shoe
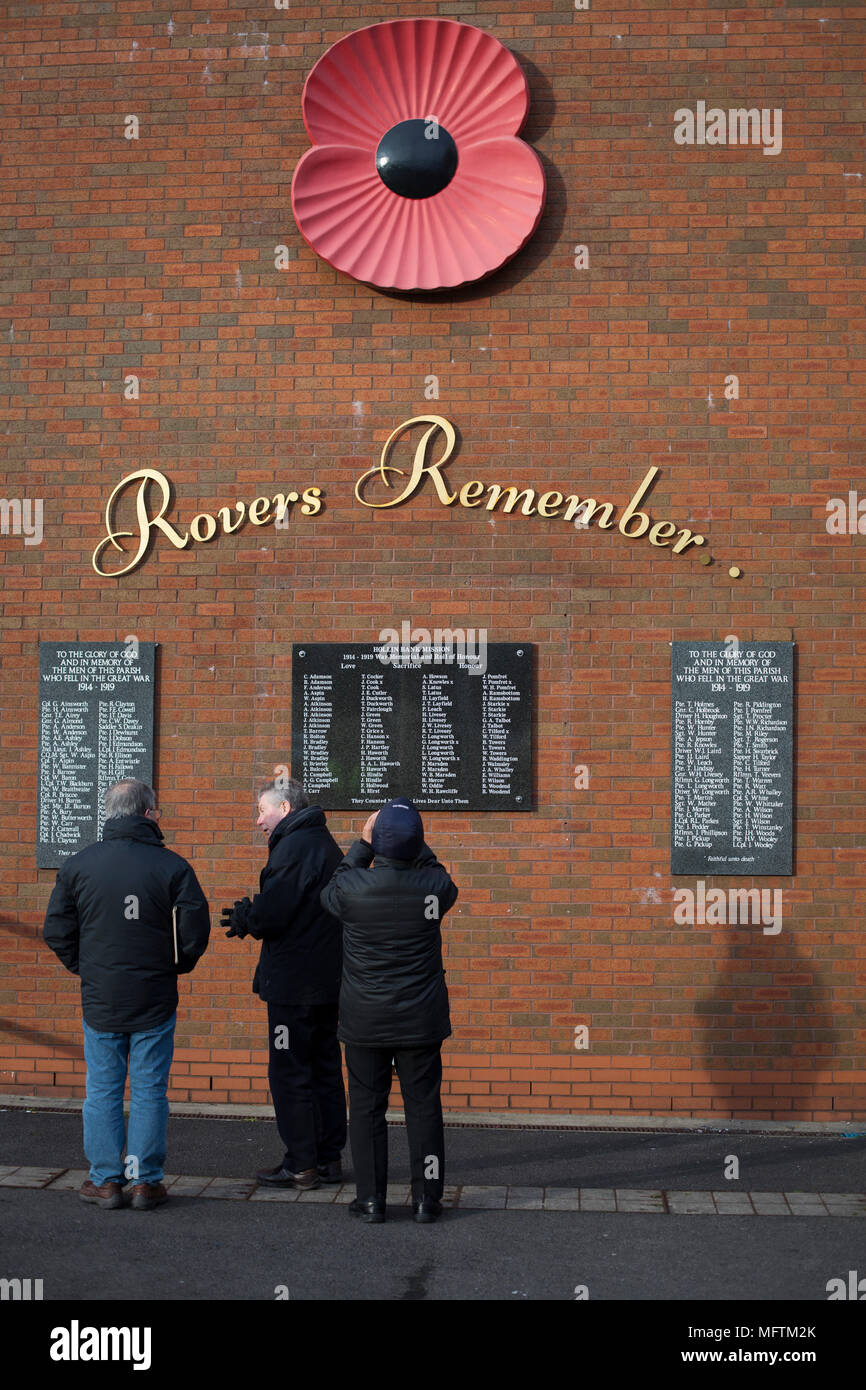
[413,1199,443,1224]
[317,1160,343,1184]
[349,1196,386,1223]
[256,1165,295,1187]
[256,1165,321,1190]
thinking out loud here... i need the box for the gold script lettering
[92,468,189,578]
[565,497,615,529]
[618,468,659,538]
[648,520,678,547]
[458,480,486,508]
[355,415,457,509]
[484,483,536,516]
[217,502,246,533]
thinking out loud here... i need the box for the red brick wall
[1,2,864,1122]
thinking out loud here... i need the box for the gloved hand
[222,901,250,939]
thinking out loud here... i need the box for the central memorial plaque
[291,642,533,810]
[671,640,794,875]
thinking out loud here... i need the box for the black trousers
[267,1001,347,1174]
[345,1043,444,1202]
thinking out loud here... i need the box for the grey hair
[259,777,308,812]
[104,779,157,819]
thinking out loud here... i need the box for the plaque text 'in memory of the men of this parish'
[291,643,533,811]
[37,642,156,868]
[671,641,794,876]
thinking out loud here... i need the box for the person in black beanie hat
[321,798,458,1224]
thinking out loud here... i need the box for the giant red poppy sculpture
[291,17,546,292]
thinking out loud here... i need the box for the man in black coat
[222,778,346,1190]
[43,779,210,1211]
[321,797,458,1224]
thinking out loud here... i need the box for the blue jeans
[82,1012,176,1187]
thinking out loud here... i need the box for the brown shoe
[79,1179,125,1209]
[288,1168,321,1191]
[131,1181,169,1211]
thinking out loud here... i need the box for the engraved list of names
[37,642,156,868]
[671,641,794,875]
[292,643,532,811]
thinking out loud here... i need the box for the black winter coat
[42,815,211,1032]
[232,805,344,1006]
[320,839,458,1047]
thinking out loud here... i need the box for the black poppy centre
[375,119,459,199]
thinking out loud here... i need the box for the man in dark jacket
[43,778,210,1211]
[222,778,346,1190]
[321,797,458,1224]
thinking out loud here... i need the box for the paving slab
[577,1188,617,1211]
[616,1190,665,1213]
[820,1194,866,1214]
[749,1193,792,1214]
[543,1188,582,1211]
[712,1193,755,1214]
[459,1185,508,1209]
[0,1167,65,1187]
[165,1176,216,1197]
[44,1169,89,1192]
[249,1187,301,1202]
[505,1187,545,1209]
[198,1178,257,1200]
[667,1191,716,1214]
[785,1193,829,1214]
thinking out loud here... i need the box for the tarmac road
[2,1109,864,1302]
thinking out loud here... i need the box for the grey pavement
[1,1108,865,1301]
[2,1105,864,1192]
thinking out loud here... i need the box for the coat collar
[268,803,326,849]
[370,853,416,869]
[102,814,165,846]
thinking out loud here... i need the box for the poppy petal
[390,136,546,291]
[292,144,404,281]
[292,135,545,292]
[422,24,529,145]
[302,19,529,149]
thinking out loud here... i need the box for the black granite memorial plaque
[671,640,794,875]
[292,641,533,811]
[37,641,156,868]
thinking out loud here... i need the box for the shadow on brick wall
[0,1022,84,1059]
[694,939,838,1114]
